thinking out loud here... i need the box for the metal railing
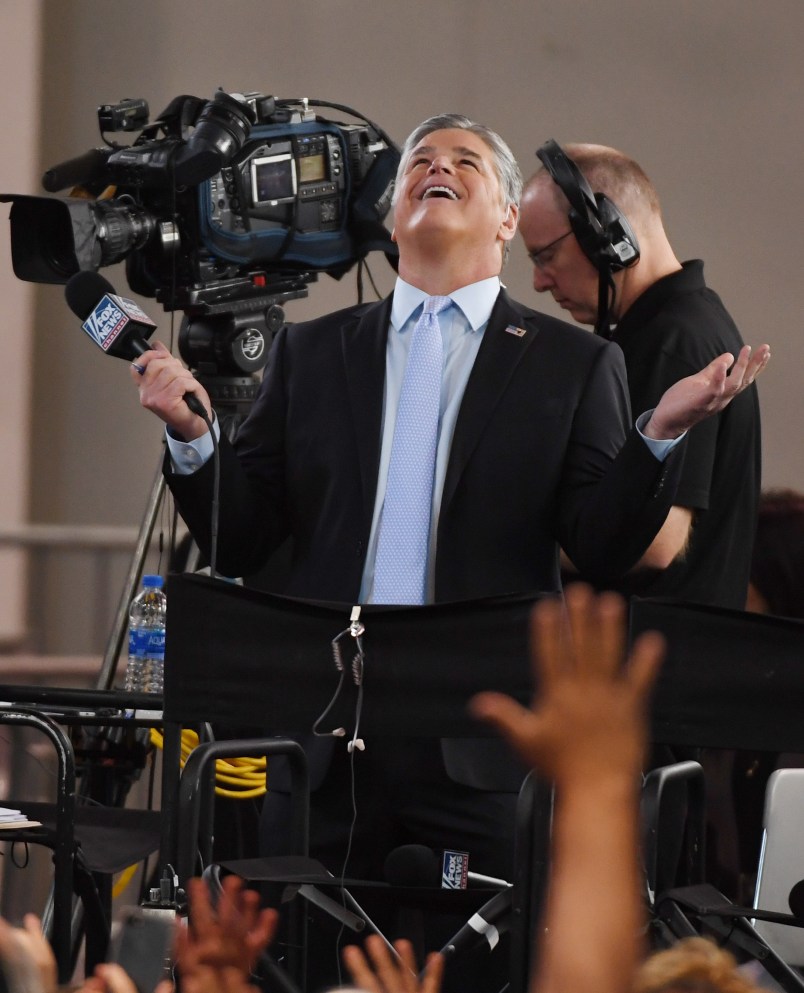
[0,523,141,658]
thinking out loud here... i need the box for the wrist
[644,412,683,441]
[555,765,643,803]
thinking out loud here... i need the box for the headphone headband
[535,139,640,274]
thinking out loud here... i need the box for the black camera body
[1,90,398,314]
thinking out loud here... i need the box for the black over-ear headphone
[535,139,640,273]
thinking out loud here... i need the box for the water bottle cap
[142,574,164,588]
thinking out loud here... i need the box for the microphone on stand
[383,844,513,958]
[383,844,510,890]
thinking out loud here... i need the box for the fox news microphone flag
[66,270,157,361]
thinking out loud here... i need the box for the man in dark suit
[132,114,766,984]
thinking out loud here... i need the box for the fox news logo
[81,294,153,352]
[441,849,469,890]
[81,295,131,352]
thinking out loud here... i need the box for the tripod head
[177,275,313,419]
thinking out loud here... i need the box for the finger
[393,939,424,990]
[341,944,381,993]
[365,934,415,989]
[187,877,217,937]
[469,691,535,737]
[590,589,628,680]
[248,907,279,956]
[626,630,665,704]
[173,921,191,960]
[20,914,57,992]
[94,963,140,993]
[421,951,445,993]
[744,344,771,384]
[724,345,752,390]
[708,352,734,392]
[153,366,207,411]
[469,691,547,766]
[217,874,246,931]
[128,340,171,375]
[563,584,599,677]
[78,978,107,993]
[130,360,147,382]
[530,593,569,688]
[21,914,43,934]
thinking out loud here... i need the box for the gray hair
[393,113,523,210]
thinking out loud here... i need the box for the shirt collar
[613,260,705,343]
[391,276,501,332]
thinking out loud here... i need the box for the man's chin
[558,301,595,326]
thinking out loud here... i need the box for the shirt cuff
[636,409,686,462]
[165,415,219,475]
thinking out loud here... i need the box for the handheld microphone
[65,270,206,417]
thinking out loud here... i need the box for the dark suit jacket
[167,288,683,790]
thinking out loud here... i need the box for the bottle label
[129,629,148,658]
[129,627,165,659]
[145,629,166,660]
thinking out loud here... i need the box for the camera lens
[91,200,156,267]
[39,210,82,279]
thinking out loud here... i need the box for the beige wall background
[1,0,802,648]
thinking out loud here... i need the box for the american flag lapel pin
[504,324,527,338]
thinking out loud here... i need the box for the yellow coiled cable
[112,728,266,899]
[148,727,267,799]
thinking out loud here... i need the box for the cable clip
[349,605,365,638]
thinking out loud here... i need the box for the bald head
[525,143,662,232]
[520,142,681,324]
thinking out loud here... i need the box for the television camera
[1,89,399,404]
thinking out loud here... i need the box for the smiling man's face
[391,128,517,270]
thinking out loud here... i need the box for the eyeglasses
[527,230,573,270]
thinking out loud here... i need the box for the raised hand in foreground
[173,874,278,993]
[470,584,663,787]
[341,935,444,993]
[470,584,665,993]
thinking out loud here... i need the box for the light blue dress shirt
[166,277,683,597]
[359,276,500,602]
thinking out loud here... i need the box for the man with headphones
[519,141,761,610]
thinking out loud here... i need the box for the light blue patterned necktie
[373,295,451,604]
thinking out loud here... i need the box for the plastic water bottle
[125,575,167,693]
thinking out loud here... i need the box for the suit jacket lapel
[441,290,539,513]
[340,295,392,520]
